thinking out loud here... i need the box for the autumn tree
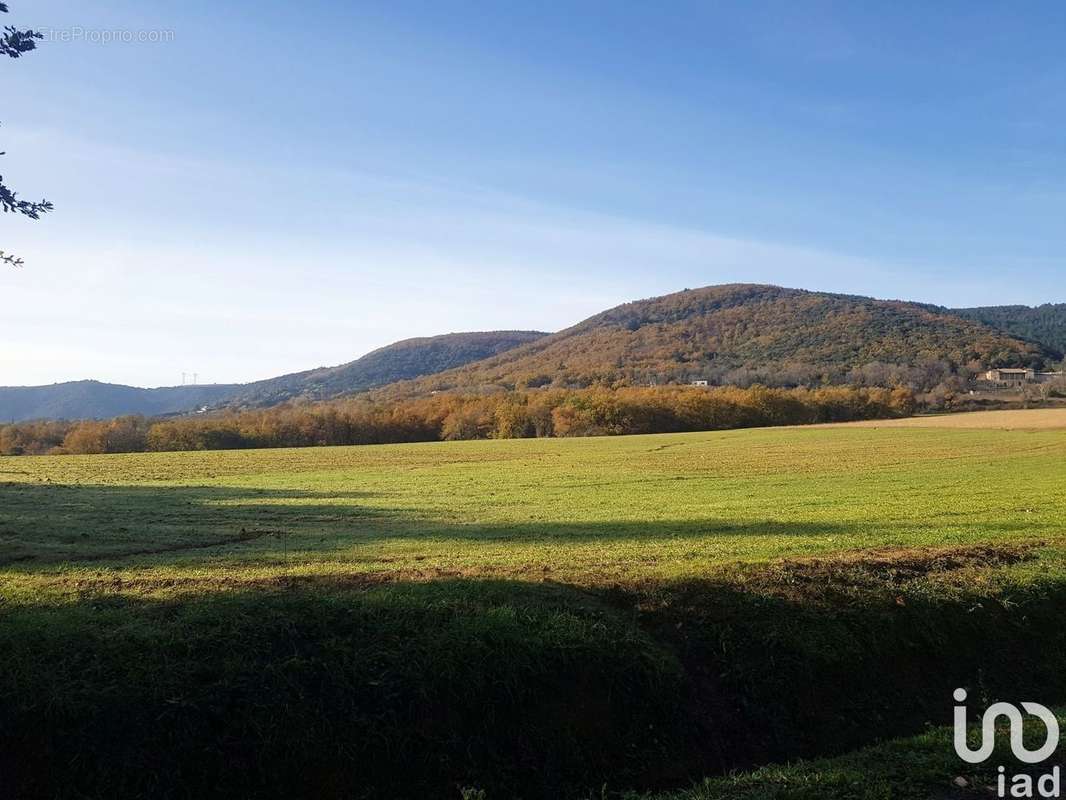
[1,2,52,267]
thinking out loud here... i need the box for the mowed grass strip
[2,412,1066,798]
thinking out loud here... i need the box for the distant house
[984,368,1066,387]
[984,368,1035,386]
[691,380,709,387]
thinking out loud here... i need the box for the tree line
[0,384,916,456]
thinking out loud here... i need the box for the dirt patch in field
[76,529,293,563]
[716,541,1044,607]
[771,541,1039,580]
[602,542,1044,611]
[38,568,401,599]
[0,528,299,567]
[40,565,507,599]
[26,541,1046,603]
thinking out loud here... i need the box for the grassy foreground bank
[2,410,1066,798]
[642,710,1066,800]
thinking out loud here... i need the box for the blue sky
[2,1,1065,387]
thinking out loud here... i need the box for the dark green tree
[1,2,52,267]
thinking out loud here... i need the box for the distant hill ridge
[3,285,1062,421]
[383,284,1056,394]
[0,381,239,424]
[0,331,547,422]
[224,331,549,408]
[952,304,1066,357]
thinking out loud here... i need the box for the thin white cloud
[0,127,1028,388]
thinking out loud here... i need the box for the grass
[4,413,1066,582]
[2,409,1066,798]
[837,407,1066,430]
[641,710,1066,800]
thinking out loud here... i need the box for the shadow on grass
[3,482,1065,797]
[0,481,1047,569]
[3,566,1066,799]
[0,579,691,800]
[0,482,836,566]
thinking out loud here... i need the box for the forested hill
[223,331,549,408]
[0,381,239,424]
[952,304,1066,357]
[5,290,1060,421]
[0,331,547,421]
[384,284,1053,394]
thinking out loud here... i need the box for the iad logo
[953,688,1061,798]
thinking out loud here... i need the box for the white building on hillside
[983,368,1065,386]
[984,368,1035,386]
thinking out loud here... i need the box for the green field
[3,411,1066,798]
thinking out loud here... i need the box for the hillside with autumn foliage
[953,303,1066,356]
[2,286,1058,424]
[0,331,547,422]
[382,284,1053,395]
